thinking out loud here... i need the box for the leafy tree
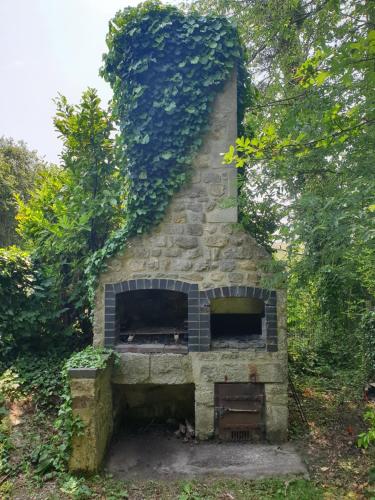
[0,138,47,247]
[0,247,62,361]
[17,89,125,334]
[189,0,375,372]
[54,89,125,251]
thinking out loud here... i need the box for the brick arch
[199,286,278,352]
[103,279,198,347]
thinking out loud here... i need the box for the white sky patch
[0,0,176,163]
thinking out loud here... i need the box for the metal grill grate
[231,430,250,441]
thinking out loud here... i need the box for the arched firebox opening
[210,297,265,339]
[116,289,188,347]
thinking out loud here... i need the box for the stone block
[220,260,235,272]
[153,236,167,247]
[266,404,288,443]
[194,386,214,405]
[186,211,205,223]
[149,354,193,384]
[189,203,203,212]
[247,272,260,283]
[194,260,209,272]
[173,202,186,211]
[238,260,257,271]
[265,384,288,406]
[256,363,287,383]
[174,214,186,224]
[204,224,217,235]
[147,258,159,270]
[112,354,150,384]
[210,271,225,282]
[164,224,184,234]
[203,172,221,183]
[189,187,208,199]
[165,247,181,257]
[128,260,145,272]
[222,248,237,259]
[181,272,204,281]
[186,224,204,236]
[195,153,210,168]
[192,172,201,183]
[171,259,192,271]
[69,379,95,398]
[71,395,95,410]
[228,272,244,283]
[175,235,199,249]
[209,183,226,197]
[195,403,215,439]
[151,248,162,257]
[185,248,203,259]
[206,207,237,223]
[205,235,228,247]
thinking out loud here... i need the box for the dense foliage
[15,89,125,341]
[66,345,114,369]
[0,247,62,361]
[86,0,245,297]
[1,2,375,490]
[190,0,375,376]
[0,346,113,479]
[0,138,47,247]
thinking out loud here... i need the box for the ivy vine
[86,0,245,299]
[31,346,115,476]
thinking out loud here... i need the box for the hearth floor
[105,429,308,480]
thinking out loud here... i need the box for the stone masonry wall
[93,71,280,347]
[112,349,288,442]
[90,71,288,447]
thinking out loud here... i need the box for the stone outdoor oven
[69,72,288,472]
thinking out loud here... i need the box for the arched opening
[116,289,188,349]
[210,297,265,348]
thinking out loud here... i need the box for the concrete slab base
[105,430,308,480]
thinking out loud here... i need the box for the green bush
[0,247,64,361]
[358,408,375,449]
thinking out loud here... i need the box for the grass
[2,369,375,499]
[7,475,325,499]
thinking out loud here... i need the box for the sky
[0,0,176,164]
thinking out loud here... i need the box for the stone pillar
[264,383,288,443]
[194,383,215,439]
[68,363,113,472]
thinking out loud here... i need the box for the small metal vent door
[214,383,265,441]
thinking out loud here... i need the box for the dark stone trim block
[68,368,100,379]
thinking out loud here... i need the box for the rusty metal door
[214,383,265,441]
